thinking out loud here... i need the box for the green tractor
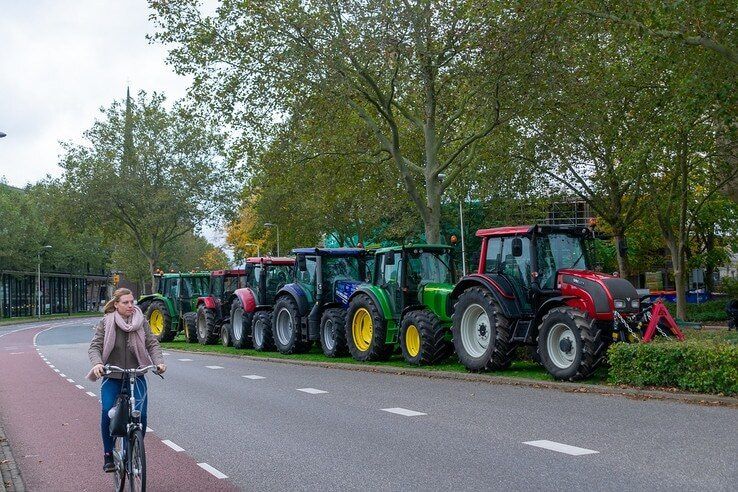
[137,272,211,342]
[345,244,457,365]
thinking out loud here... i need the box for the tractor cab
[292,248,369,306]
[245,256,295,305]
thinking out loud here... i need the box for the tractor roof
[158,271,211,278]
[291,247,366,257]
[211,269,250,276]
[375,244,452,254]
[246,256,295,266]
[476,224,591,238]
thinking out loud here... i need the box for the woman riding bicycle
[87,288,166,473]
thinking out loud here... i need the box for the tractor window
[536,234,587,289]
[324,257,360,283]
[376,252,401,286]
[296,256,318,285]
[266,265,291,292]
[484,238,503,273]
[407,250,454,288]
[251,266,262,290]
[212,277,224,298]
[500,237,531,287]
[223,276,241,293]
[188,277,207,296]
[167,280,180,299]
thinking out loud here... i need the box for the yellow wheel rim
[405,324,420,357]
[352,308,373,352]
[149,309,163,335]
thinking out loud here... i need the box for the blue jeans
[100,376,148,453]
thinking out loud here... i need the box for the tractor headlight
[613,299,626,309]
[631,299,640,309]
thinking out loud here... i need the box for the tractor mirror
[512,237,523,257]
[297,255,307,272]
[385,253,396,266]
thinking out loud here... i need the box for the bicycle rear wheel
[113,437,126,492]
[127,429,146,492]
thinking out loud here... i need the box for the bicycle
[104,364,163,492]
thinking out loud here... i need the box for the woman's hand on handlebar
[92,363,105,378]
[156,364,166,375]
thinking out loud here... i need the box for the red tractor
[195,269,251,345]
[450,224,680,381]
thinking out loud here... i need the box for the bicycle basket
[109,394,129,437]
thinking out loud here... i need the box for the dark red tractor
[195,269,251,345]
[450,224,681,381]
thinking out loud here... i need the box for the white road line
[9,352,24,355]
[297,388,328,394]
[53,369,60,373]
[162,440,185,452]
[381,407,426,417]
[76,385,85,389]
[146,427,153,433]
[49,364,55,368]
[162,352,171,356]
[197,463,228,479]
[242,375,265,380]
[178,358,193,362]
[66,378,75,383]
[86,391,96,397]
[523,440,599,456]
[59,373,66,377]
[205,365,224,370]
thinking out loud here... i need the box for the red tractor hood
[557,269,640,319]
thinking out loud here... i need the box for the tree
[60,89,229,292]
[150,0,547,242]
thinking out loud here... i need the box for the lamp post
[242,242,261,258]
[263,223,280,257]
[37,245,52,319]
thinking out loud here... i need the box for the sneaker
[103,453,115,473]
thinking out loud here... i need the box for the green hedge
[664,300,728,322]
[607,340,738,395]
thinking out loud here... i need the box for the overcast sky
[0,0,191,187]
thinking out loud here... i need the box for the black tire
[145,300,176,342]
[400,309,451,365]
[113,437,126,491]
[230,298,254,349]
[183,312,198,343]
[196,305,219,345]
[220,322,233,347]
[128,429,146,492]
[451,287,512,372]
[252,310,275,351]
[137,300,150,316]
[537,307,603,381]
[272,296,310,354]
[345,294,393,361]
[320,308,348,357]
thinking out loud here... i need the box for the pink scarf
[87,306,151,381]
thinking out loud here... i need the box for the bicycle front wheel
[113,437,126,492]
[127,430,146,492]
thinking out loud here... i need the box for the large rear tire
[196,305,219,345]
[345,294,392,361]
[252,310,275,351]
[272,296,310,354]
[320,308,348,357]
[400,309,450,365]
[145,301,176,342]
[537,307,602,381]
[183,312,198,343]
[451,287,512,372]
[230,298,254,349]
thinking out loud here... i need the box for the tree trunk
[613,232,630,280]
[665,240,687,321]
[424,177,442,243]
[147,257,157,295]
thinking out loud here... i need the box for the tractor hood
[334,279,364,306]
[558,269,640,314]
[420,282,454,322]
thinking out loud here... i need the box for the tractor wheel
[400,309,451,365]
[221,322,233,347]
[451,287,512,372]
[146,301,176,342]
[537,307,603,381]
[252,311,275,351]
[137,300,151,316]
[230,298,254,349]
[196,305,219,345]
[272,297,310,354]
[183,312,198,343]
[345,294,393,362]
[320,308,348,357]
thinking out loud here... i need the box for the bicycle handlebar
[104,364,163,378]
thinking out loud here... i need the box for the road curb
[0,417,25,492]
[164,348,738,408]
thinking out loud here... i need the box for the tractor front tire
[196,305,219,345]
[272,297,310,354]
[451,287,512,372]
[400,309,451,365]
[252,310,275,351]
[230,298,254,349]
[146,301,176,342]
[221,322,233,347]
[320,308,348,357]
[345,294,393,362]
[183,312,198,343]
[537,307,602,381]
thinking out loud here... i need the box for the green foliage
[607,339,738,395]
[718,277,738,299]
[663,300,729,323]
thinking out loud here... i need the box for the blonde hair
[103,288,134,314]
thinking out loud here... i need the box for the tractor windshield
[536,234,589,289]
[323,256,361,283]
[406,250,454,290]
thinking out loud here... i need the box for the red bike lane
[0,325,238,491]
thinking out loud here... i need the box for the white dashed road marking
[297,388,328,394]
[59,373,66,377]
[162,440,185,452]
[162,352,171,356]
[76,385,85,389]
[9,352,24,355]
[242,375,265,380]
[53,369,60,373]
[523,440,599,456]
[381,408,426,417]
[66,378,75,383]
[178,358,193,362]
[205,366,224,370]
[86,391,96,397]
[146,427,153,433]
[198,463,228,479]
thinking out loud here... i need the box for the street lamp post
[242,242,261,258]
[263,223,280,257]
[37,245,52,319]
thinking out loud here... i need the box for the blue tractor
[271,248,370,356]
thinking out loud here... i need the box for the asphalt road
[3,318,737,491]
